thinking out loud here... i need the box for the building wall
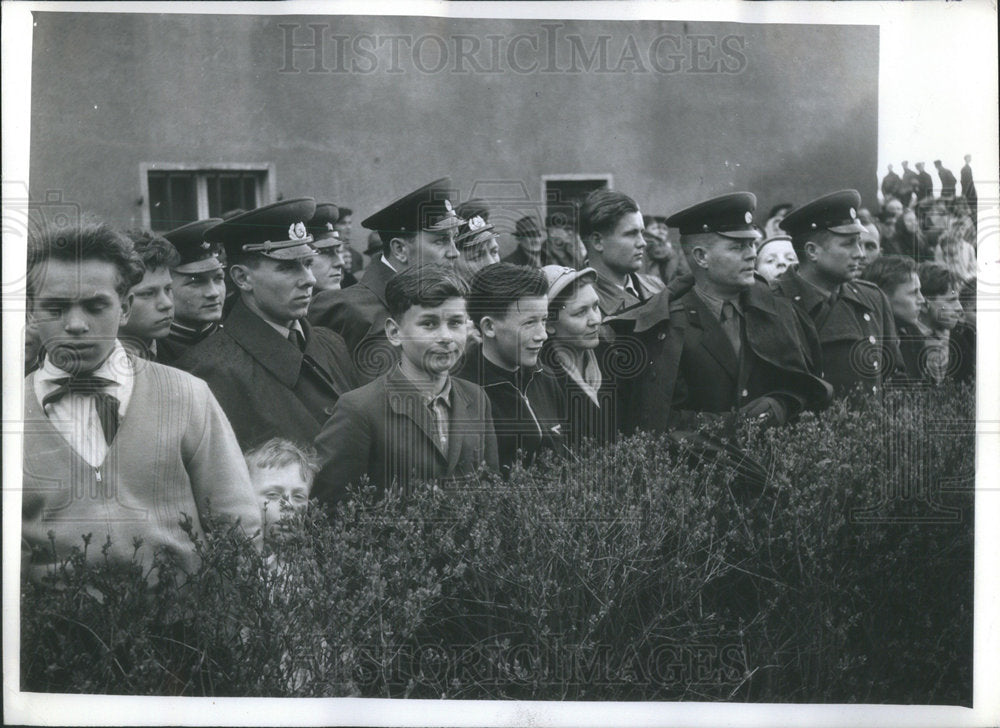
[29,12,878,251]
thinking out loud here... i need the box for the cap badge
[849,207,857,220]
[289,221,308,241]
[468,215,488,231]
[744,211,753,224]
[200,241,210,250]
[444,199,454,214]
[326,221,335,231]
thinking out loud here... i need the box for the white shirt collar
[262,319,305,340]
[37,340,133,402]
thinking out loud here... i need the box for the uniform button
[872,360,879,369]
[868,335,876,344]
[741,389,749,398]
[323,406,335,416]
[794,295,801,301]
[657,332,666,340]
[863,313,871,322]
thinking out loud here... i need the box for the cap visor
[717,229,763,240]
[828,221,867,235]
[311,240,341,250]
[259,243,318,261]
[173,257,224,274]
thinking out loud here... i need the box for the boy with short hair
[244,438,319,532]
[862,255,928,381]
[458,262,567,469]
[917,262,968,384]
[118,229,180,361]
[22,222,260,581]
[313,264,498,507]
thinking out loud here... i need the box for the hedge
[21,382,974,703]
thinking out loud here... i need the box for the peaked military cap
[779,190,866,237]
[361,177,463,237]
[162,218,224,273]
[666,192,761,240]
[456,215,499,249]
[205,198,318,261]
[456,198,490,223]
[307,203,342,249]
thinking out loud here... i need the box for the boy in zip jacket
[458,263,568,470]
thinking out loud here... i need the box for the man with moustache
[772,190,904,397]
[308,178,464,382]
[610,192,831,434]
[177,199,358,447]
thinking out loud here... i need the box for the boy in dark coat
[313,265,497,506]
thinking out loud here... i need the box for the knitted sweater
[22,359,260,582]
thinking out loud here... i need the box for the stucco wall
[29,12,878,250]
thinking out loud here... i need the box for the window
[141,164,275,231]
[541,175,613,228]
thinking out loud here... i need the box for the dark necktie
[720,300,742,359]
[42,375,120,446]
[288,327,305,352]
[815,286,841,330]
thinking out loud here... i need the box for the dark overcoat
[312,366,498,506]
[176,298,359,448]
[308,259,398,382]
[772,273,904,397]
[609,280,832,433]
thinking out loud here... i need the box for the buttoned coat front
[609,280,832,433]
[772,273,904,397]
[312,367,499,507]
[177,298,359,449]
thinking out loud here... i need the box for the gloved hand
[739,395,787,426]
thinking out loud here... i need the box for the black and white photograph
[3,1,998,726]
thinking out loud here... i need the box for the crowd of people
[21,168,979,578]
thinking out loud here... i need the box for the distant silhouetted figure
[934,160,957,200]
[960,154,977,220]
[881,164,901,200]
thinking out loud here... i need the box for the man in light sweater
[22,222,260,582]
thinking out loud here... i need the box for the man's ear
[388,237,409,265]
[803,240,820,263]
[479,315,496,340]
[229,264,252,292]
[690,245,710,269]
[384,315,403,348]
[119,292,134,327]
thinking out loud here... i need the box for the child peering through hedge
[244,437,319,539]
